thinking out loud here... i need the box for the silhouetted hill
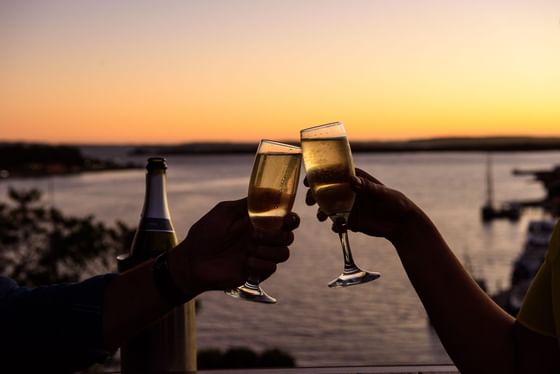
[0,143,140,178]
[130,142,257,155]
[129,136,560,155]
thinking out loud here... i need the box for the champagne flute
[301,122,380,287]
[226,140,302,303]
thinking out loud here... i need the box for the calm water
[2,150,559,367]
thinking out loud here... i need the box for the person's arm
[0,198,297,373]
[305,169,558,374]
[388,205,516,373]
[103,198,297,351]
[0,274,118,372]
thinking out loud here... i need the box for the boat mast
[485,154,494,208]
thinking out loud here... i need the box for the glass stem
[338,226,360,275]
[244,275,261,289]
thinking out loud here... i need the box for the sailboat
[480,154,521,222]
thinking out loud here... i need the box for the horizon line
[3,134,560,147]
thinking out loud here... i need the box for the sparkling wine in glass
[301,122,380,287]
[226,140,301,303]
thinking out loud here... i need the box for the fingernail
[350,176,363,190]
[290,214,300,229]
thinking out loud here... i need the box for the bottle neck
[140,171,174,232]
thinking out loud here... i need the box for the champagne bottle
[129,157,177,261]
[118,157,196,373]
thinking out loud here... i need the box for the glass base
[225,284,277,304]
[328,269,380,288]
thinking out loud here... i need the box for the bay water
[2,150,558,367]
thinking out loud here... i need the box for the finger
[247,257,278,281]
[317,208,328,222]
[350,176,364,192]
[331,217,346,233]
[351,176,393,203]
[254,230,294,246]
[347,215,361,232]
[253,245,290,263]
[188,198,249,237]
[213,198,248,219]
[228,214,252,237]
[305,189,316,205]
[282,212,300,231]
[355,169,384,185]
[350,175,383,193]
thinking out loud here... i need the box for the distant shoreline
[2,137,560,169]
[0,143,141,179]
[128,136,560,155]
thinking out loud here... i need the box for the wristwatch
[153,251,185,307]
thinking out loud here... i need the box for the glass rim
[257,139,302,154]
[300,121,343,135]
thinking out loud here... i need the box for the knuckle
[267,262,277,274]
[291,213,301,229]
[279,247,290,263]
[285,232,294,246]
[283,213,299,231]
[214,201,228,211]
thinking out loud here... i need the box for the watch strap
[153,251,185,307]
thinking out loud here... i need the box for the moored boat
[492,219,556,315]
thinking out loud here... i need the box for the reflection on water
[171,177,249,193]
[1,151,558,366]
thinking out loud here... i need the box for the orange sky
[1,1,559,144]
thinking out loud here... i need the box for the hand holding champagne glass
[301,122,380,287]
[226,140,302,303]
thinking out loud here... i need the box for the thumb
[205,198,250,236]
[350,176,385,197]
[213,198,248,221]
[350,175,365,191]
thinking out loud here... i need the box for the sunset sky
[1,0,559,144]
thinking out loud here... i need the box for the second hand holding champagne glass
[226,140,302,303]
[301,122,380,287]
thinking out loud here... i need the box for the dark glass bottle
[118,157,196,373]
[129,157,177,261]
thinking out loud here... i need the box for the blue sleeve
[0,274,118,373]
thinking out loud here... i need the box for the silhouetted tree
[257,348,296,368]
[0,188,135,286]
[197,347,296,369]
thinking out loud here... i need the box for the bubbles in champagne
[301,137,356,217]
[248,153,301,230]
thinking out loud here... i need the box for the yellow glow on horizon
[1,1,560,144]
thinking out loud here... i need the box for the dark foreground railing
[100,364,458,374]
[196,365,458,374]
